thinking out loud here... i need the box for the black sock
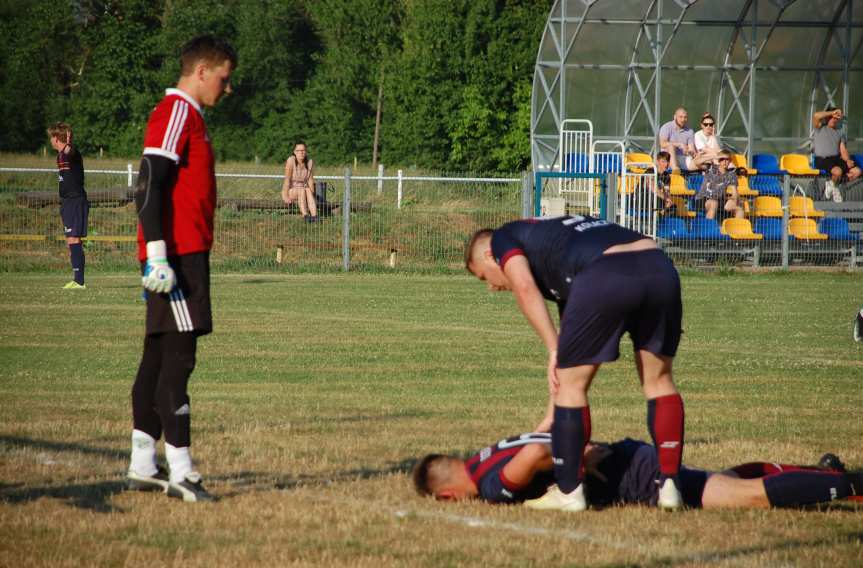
[848,472,863,496]
[764,471,850,508]
[69,243,85,284]
[551,405,590,493]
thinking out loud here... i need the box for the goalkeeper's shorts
[142,252,212,336]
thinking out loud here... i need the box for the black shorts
[557,249,682,367]
[60,197,89,238]
[618,444,708,508]
[814,155,848,176]
[143,252,212,336]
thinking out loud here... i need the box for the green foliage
[1,0,551,170]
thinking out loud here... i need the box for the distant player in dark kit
[48,123,89,289]
[464,216,685,512]
[126,35,237,503]
[413,433,863,509]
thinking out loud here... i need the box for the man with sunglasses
[812,107,861,201]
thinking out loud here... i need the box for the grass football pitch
[1,271,861,567]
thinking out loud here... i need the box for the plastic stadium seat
[594,154,622,173]
[734,175,759,197]
[690,217,729,240]
[789,196,825,218]
[852,154,863,168]
[753,196,783,217]
[685,172,703,191]
[789,218,828,240]
[670,174,695,196]
[818,217,859,240]
[753,218,785,240]
[751,154,785,174]
[670,197,696,218]
[657,218,690,239]
[730,154,757,174]
[625,152,654,173]
[780,154,820,175]
[564,153,590,173]
[721,218,763,240]
[750,174,783,196]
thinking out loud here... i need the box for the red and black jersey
[466,433,555,504]
[56,145,86,200]
[137,88,216,261]
[491,216,645,304]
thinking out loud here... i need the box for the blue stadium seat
[593,153,622,173]
[753,218,785,240]
[818,217,859,240]
[690,217,729,240]
[563,153,590,173]
[751,154,785,174]
[685,172,703,191]
[852,154,863,169]
[657,217,690,239]
[750,175,783,196]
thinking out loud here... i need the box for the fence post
[377,164,384,193]
[342,167,351,272]
[127,163,133,188]
[521,171,531,217]
[397,169,403,209]
[781,174,790,270]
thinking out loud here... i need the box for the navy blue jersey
[466,433,556,504]
[491,216,645,304]
[57,145,86,200]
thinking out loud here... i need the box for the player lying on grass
[413,433,862,509]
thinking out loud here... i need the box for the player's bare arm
[500,443,553,487]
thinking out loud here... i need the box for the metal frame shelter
[531,0,863,172]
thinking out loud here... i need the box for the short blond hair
[464,229,493,271]
[47,122,72,144]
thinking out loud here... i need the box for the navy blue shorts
[618,443,707,508]
[60,197,89,238]
[557,249,682,367]
[143,252,212,336]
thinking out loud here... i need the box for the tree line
[1,0,551,172]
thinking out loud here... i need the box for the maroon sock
[647,393,684,478]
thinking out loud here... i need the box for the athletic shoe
[524,483,587,512]
[127,465,170,492]
[166,471,217,503]
[657,477,683,511]
[62,281,86,289]
[854,308,863,343]
[817,453,847,473]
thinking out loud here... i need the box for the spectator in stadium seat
[413,432,863,510]
[659,107,697,171]
[693,112,723,169]
[812,107,861,201]
[696,152,743,220]
[281,142,318,223]
[464,217,685,513]
[646,151,674,213]
[48,123,89,290]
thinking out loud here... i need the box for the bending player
[125,36,237,502]
[413,434,862,509]
[465,217,685,511]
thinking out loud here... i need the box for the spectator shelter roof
[531,0,862,170]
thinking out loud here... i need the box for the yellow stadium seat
[729,154,757,174]
[753,196,783,217]
[789,218,828,240]
[670,174,695,196]
[780,154,820,175]
[733,175,759,197]
[670,197,696,218]
[626,152,654,173]
[789,196,825,218]
[721,218,763,240]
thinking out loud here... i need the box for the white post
[127,163,133,188]
[397,169,403,209]
[377,164,384,193]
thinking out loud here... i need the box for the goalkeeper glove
[141,240,176,294]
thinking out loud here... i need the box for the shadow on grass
[0,435,128,461]
[616,531,863,568]
[1,479,128,513]
[215,457,418,497]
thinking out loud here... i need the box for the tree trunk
[372,66,384,169]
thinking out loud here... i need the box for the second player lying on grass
[413,433,862,509]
